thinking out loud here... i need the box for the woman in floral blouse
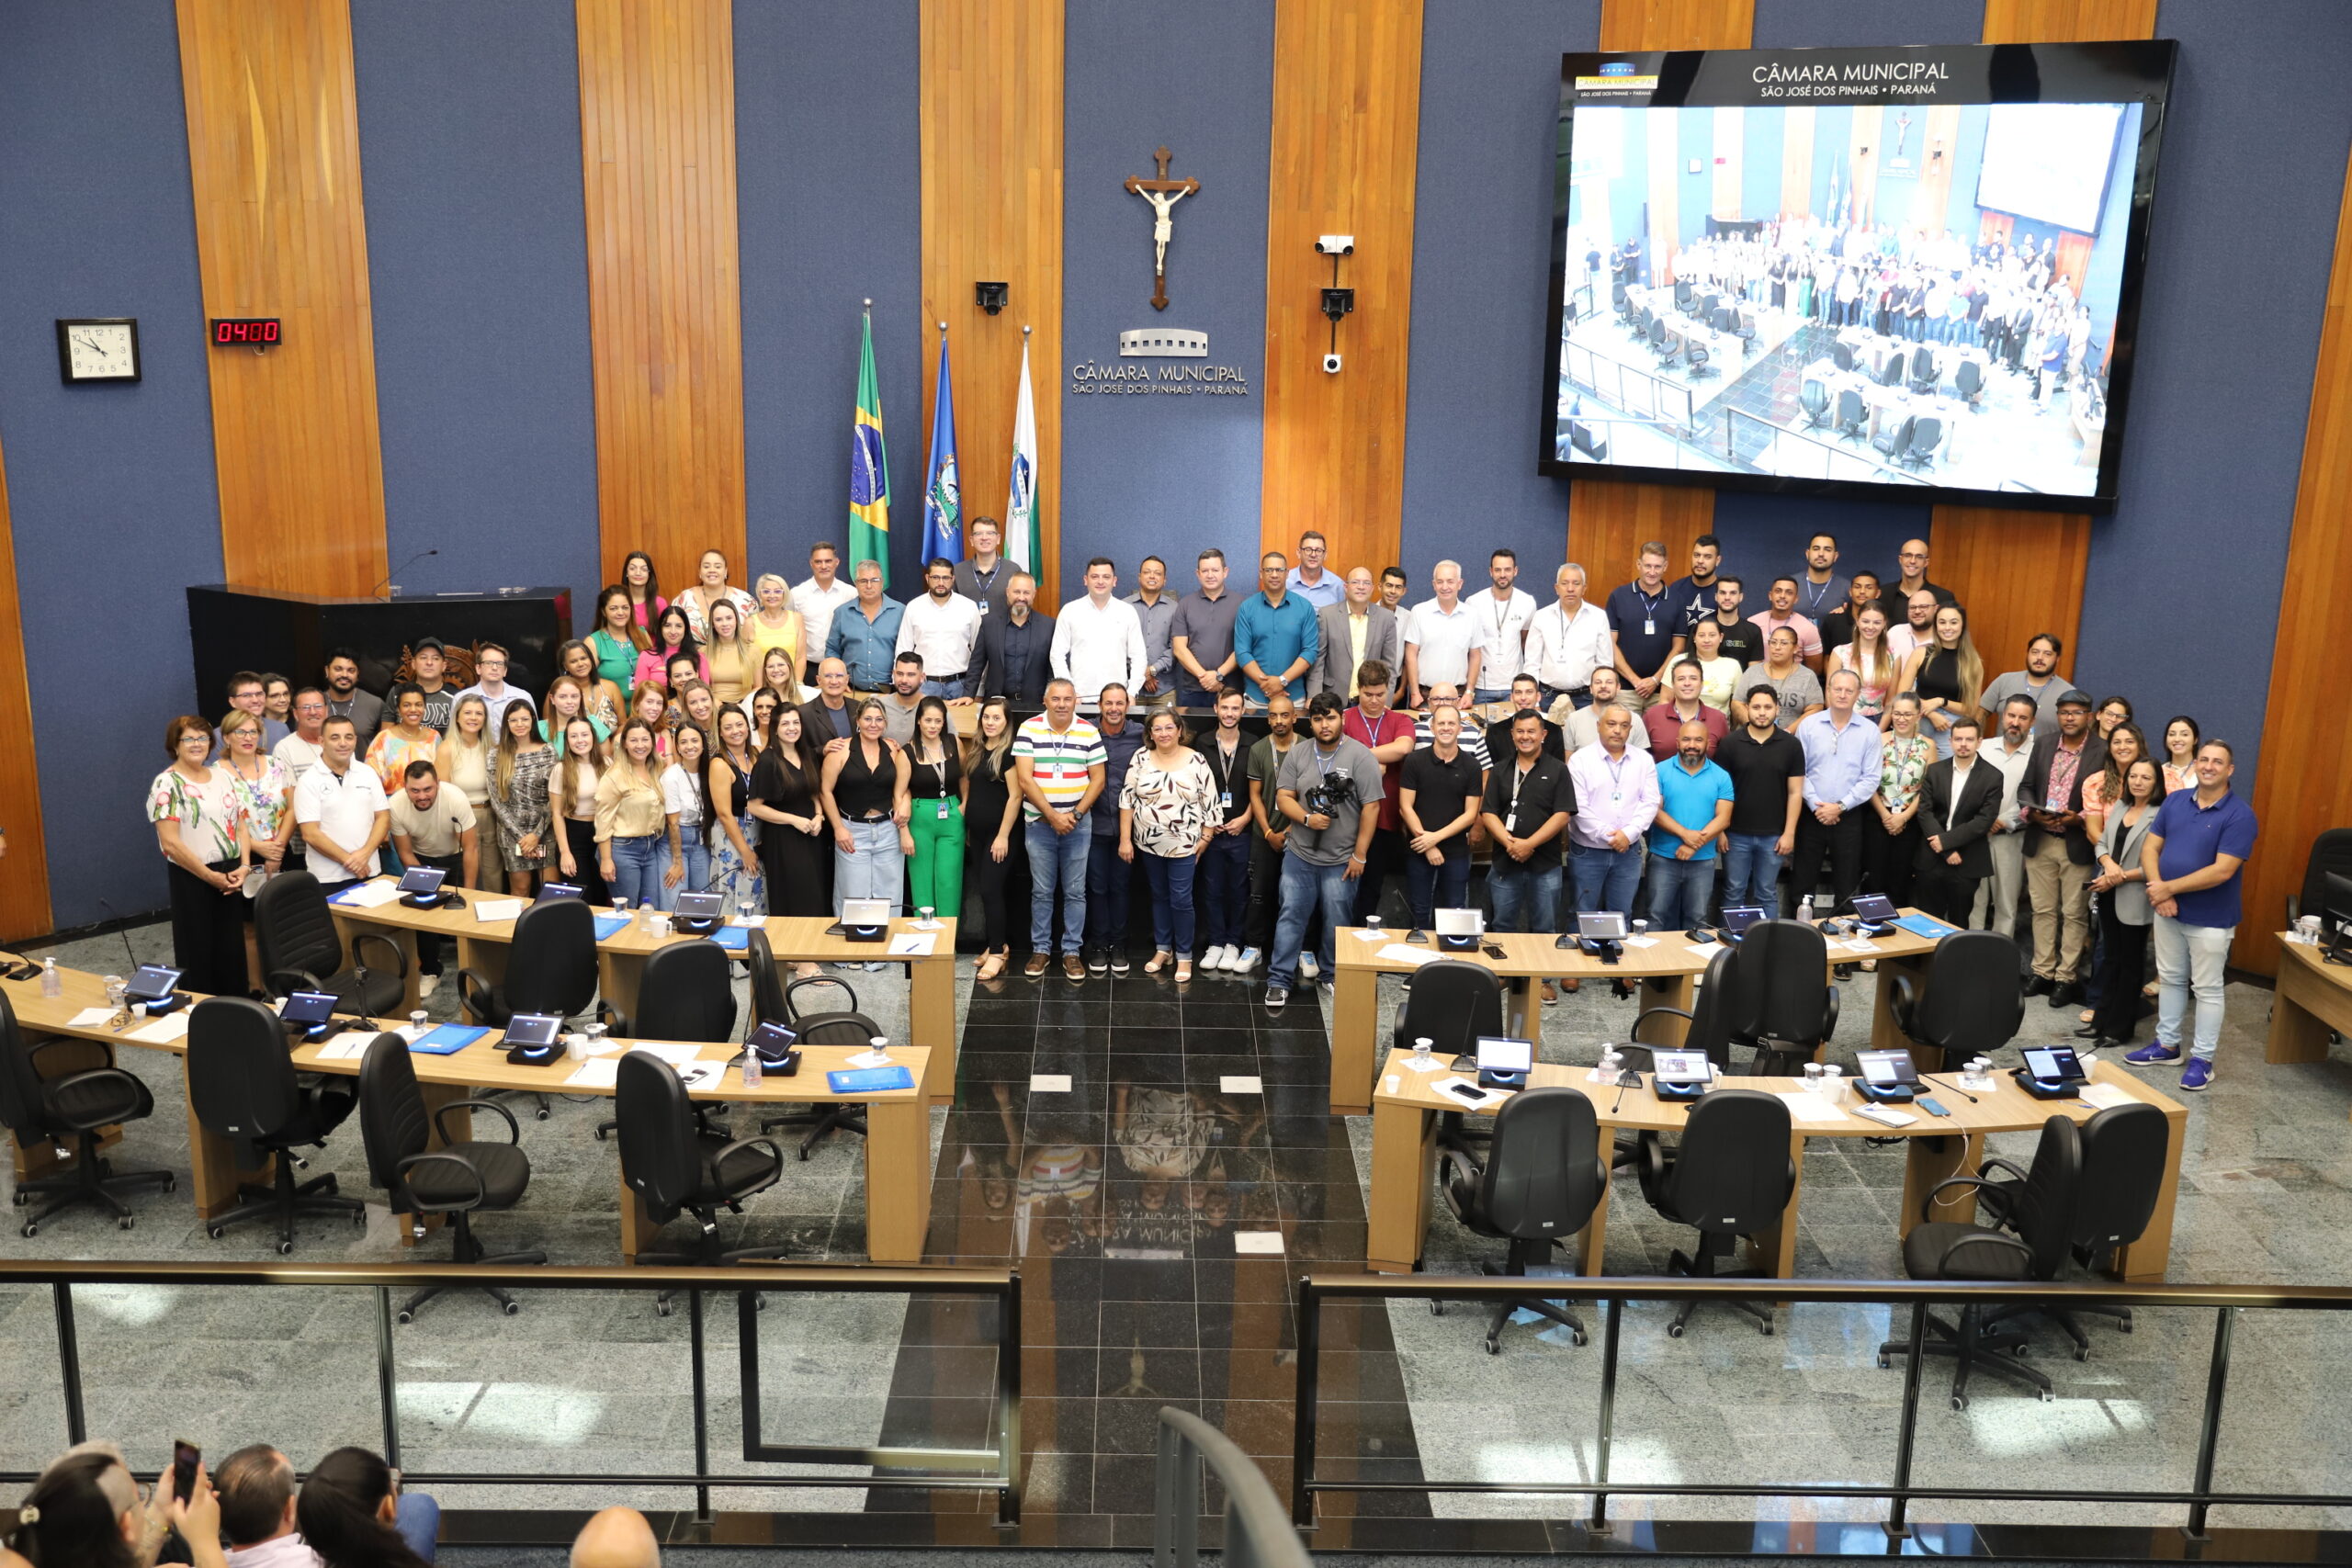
[1864,693,1933,914]
[218,708,293,989]
[148,714,254,997]
[1119,710,1218,983]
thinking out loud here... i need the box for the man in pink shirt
[1749,576,1825,673]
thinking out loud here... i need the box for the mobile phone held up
[173,1438,201,1503]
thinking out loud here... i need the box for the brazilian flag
[849,310,891,587]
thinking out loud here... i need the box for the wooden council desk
[2,964,933,1264]
[323,883,958,1103]
[1367,1049,2185,1283]
[1329,918,1944,1115]
[2266,935,2352,1083]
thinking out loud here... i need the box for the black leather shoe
[2023,975,2053,996]
[2073,1025,2103,1040]
[2047,982,2083,1009]
[2092,1036,2132,1052]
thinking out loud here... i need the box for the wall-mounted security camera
[1321,352,1343,375]
[1316,235,1355,256]
[1320,288,1354,323]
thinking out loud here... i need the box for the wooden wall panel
[176,0,388,597]
[921,0,1063,604]
[1258,0,1423,579]
[1931,0,2156,687]
[577,0,746,599]
[1566,0,1752,582]
[2240,145,2352,976]
[0,437,53,940]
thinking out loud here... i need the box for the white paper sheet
[67,1007,119,1030]
[1623,935,1659,949]
[334,880,402,909]
[1684,941,1726,960]
[1029,1074,1071,1093]
[1351,928,1389,942]
[2077,1082,2135,1110]
[472,897,525,923]
[846,1049,893,1068]
[1375,943,1443,966]
[1233,1231,1285,1255]
[315,1036,373,1062]
[1219,1075,1263,1094]
[566,1058,621,1089]
[727,914,764,929]
[127,1013,191,1043]
[888,933,936,956]
[628,1043,706,1068]
[1776,1090,1848,1124]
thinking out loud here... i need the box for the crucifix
[1124,146,1200,312]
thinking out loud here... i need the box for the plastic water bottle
[40,959,60,999]
[742,1048,762,1087]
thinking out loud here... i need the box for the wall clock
[56,319,141,383]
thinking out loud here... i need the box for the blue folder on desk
[1894,913,1958,941]
[409,1024,490,1055]
[826,1065,915,1094]
[326,881,385,905]
[592,914,633,942]
[708,926,751,951]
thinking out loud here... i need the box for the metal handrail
[0,1258,1021,1525]
[1295,1273,2352,1541]
[1155,1407,1310,1568]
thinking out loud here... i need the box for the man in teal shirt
[1645,716,1735,930]
[1233,551,1318,708]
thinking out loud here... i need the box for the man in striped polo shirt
[1015,678,1107,979]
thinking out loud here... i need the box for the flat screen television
[1541,41,2175,512]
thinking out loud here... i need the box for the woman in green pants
[905,695,967,927]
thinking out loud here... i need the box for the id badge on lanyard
[937,800,952,820]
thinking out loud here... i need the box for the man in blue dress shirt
[1790,668,1883,919]
[825,559,905,692]
[1234,552,1319,708]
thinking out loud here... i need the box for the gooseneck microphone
[94,897,143,984]
[368,548,438,600]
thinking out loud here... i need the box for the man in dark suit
[1914,717,2004,925]
[2016,691,2107,1006]
[969,570,1056,705]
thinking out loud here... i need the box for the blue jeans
[2154,915,2233,1063]
[655,819,708,909]
[922,677,967,699]
[1025,818,1091,954]
[1085,832,1133,953]
[605,832,662,909]
[397,1493,440,1562]
[1644,852,1718,930]
[1570,840,1644,916]
[834,818,904,916]
[1268,855,1351,991]
[1487,858,1562,936]
[1541,685,1595,712]
[1197,829,1250,951]
[1474,687,1513,706]
[1406,852,1472,930]
[1140,851,1198,956]
[1176,682,1227,709]
[1722,831,1785,917]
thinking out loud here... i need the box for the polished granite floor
[5,916,2351,1548]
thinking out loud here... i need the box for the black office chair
[1986,1101,2169,1356]
[2287,828,2352,932]
[1648,318,1678,367]
[254,870,407,1018]
[758,976,884,1158]
[1832,342,1858,374]
[1879,349,1907,388]
[1907,347,1939,396]
[1635,1088,1795,1337]
[1433,1087,1608,1354]
[1724,920,1839,1075]
[1834,389,1868,442]
[1673,280,1694,310]
[1879,1114,2081,1408]
[458,897,599,1120]
[1732,310,1758,355]
[616,1049,794,1312]
[1392,960,1507,1157]
[1872,414,1916,468]
[187,997,366,1254]
[0,992,174,1235]
[1611,281,1631,326]
[1903,415,1943,470]
[1798,379,1830,429]
[592,939,738,1141]
[357,1032,545,1321]
[745,928,792,1028]
[1711,307,1734,333]
[1686,340,1715,379]
[1617,947,1742,1091]
[1889,931,2025,1071]
[1953,357,1984,408]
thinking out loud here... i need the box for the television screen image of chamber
[1540,41,2175,512]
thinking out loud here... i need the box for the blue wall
[1399,0,1600,591]
[0,0,221,927]
[351,0,600,625]
[736,0,924,594]
[2074,0,2352,788]
[1060,0,1272,598]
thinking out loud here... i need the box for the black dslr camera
[1302,773,1359,819]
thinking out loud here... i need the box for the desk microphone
[1610,1066,1643,1115]
[367,547,438,600]
[1924,1072,1979,1105]
[94,898,144,987]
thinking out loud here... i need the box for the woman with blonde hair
[436,692,504,890]
[489,695,553,895]
[702,597,758,704]
[1894,601,1983,760]
[594,716,667,908]
[1834,603,1899,722]
[548,716,610,903]
[752,645,800,721]
[747,571,805,694]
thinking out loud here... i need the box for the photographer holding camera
[1262,693,1385,1013]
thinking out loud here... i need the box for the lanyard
[1799,576,1835,614]
[1603,752,1629,803]
[1507,761,1537,829]
[1632,586,1665,622]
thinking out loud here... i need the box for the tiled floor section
[6,919,2352,1543]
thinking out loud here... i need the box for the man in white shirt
[1283,530,1343,608]
[1524,563,1615,714]
[1049,556,1148,712]
[1558,667,1624,753]
[1973,694,2039,942]
[790,540,860,684]
[1465,547,1538,705]
[895,557,984,699]
[1403,560,1486,709]
[293,716,390,887]
[272,686,331,872]
[452,643,524,735]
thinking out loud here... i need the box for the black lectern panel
[187,586,572,714]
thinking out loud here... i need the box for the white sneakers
[1230,947,1262,973]
[419,975,439,999]
[1201,944,1233,971]
[1298,953,1319,980]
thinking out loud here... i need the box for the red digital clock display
[210,318,281,345]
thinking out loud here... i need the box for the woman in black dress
[749,702,831,977]
[961,697,1024,980]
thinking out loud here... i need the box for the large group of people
[1,1435,663,1568]
[146,524,2255,1089]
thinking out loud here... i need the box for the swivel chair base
[397,1209,547,1323]
[633,1238,800,1314]
[204,1156,367,1255]
[1664,1237,1775,1337]
[1879,1304,2054,1409]
[14,1132,175,1236]
[1429,1239,1588,1355]
[762,1105,866,1161]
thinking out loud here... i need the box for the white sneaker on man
[1230,947,1262,973]
[419,975,439,999]
[1201,945,1232,971]
[1298,953,1319,980]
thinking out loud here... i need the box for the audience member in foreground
[571,1508,659,1568]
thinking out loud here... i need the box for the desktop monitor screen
[281,990,337,1028]
[674,891,724,920]
[1542,40,2176,512]
[1856,1048,1921,1088]
[536,882,583,904]
[2020,1045,2087,1083]
[1434,908,1485,938]
[1577,911,1629,941]
[503,1013,562,1050]
[1720,906,1765,934]
[1476,1036,1534,1075]
[841,898,891,929]
[1851,894,1898,924]
[397,866,447,897]
[125,964,182,1001]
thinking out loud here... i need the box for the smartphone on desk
[1480,942,1507,959]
